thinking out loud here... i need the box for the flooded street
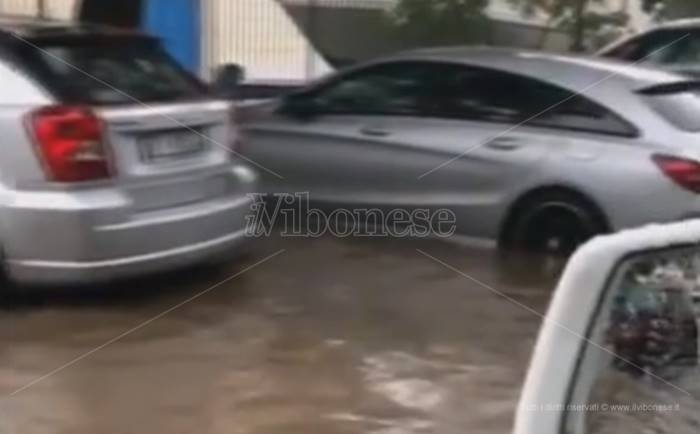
[0,236,555,434]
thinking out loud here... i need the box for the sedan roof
[653,18,700,30]
[390,46,689,94]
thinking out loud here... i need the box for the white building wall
[0,0,653,82]
[0,0,76,20]
[202,0,332,82]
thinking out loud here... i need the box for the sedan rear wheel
[516,204,597,255]
[500,192,607,280]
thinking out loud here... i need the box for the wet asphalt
[0,235,556,434]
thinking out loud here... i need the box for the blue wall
[143,0,200,73]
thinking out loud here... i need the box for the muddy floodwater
[0,236,555,434]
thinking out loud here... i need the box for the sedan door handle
[360,126,391,137]
[486,137,522,151]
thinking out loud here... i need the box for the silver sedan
[240,47,700,254]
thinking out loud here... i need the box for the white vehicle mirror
[515,221,700,434]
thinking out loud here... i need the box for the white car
[599,19,700,76]
[242,47,700,256]
[515,220,700,434]
[0,20,256,286]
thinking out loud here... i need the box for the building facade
[0,0,656,83]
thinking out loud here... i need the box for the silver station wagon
[0,20,256,286]
[241,47,700,255]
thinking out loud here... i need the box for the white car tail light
[652,154,700,194]
[28,106,113,182]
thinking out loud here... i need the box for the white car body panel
[514,219,700,434]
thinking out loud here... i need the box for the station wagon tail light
[28,106,112,182]
[653,154,700,193]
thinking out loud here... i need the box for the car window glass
[21,38,207,105]
[641,31,685,63]
[310,62,440,116]
[569,247,700,434]
[602,37,643,60]
[673,34,700,65]
[610,30,700,64]
[438,66,635,136]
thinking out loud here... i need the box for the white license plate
[140,130,205,162]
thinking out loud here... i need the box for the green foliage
[388,0,631,51]
[389,0,492,47]
[508,0,628,50]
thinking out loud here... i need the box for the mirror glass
[567,245,700,434]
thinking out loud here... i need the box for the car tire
[501,190,608,256]
[0,253,14,303]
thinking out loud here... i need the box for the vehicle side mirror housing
[212,63,245,98]
[515,220,700,434]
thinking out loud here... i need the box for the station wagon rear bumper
[1,165,257,286]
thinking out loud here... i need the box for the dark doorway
[78,0,143,28]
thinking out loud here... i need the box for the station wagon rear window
[18,36,207,105]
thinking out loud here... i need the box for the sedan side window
[308,62,440,117]
[603,30,698,64]
[667,32,700,65]
[438,66,636,137]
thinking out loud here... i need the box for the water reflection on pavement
[0,235,555,434]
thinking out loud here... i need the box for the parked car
[0,20,256,286]
[598,18,700,77]
[515,219,700,434]
[240,46,700,255]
